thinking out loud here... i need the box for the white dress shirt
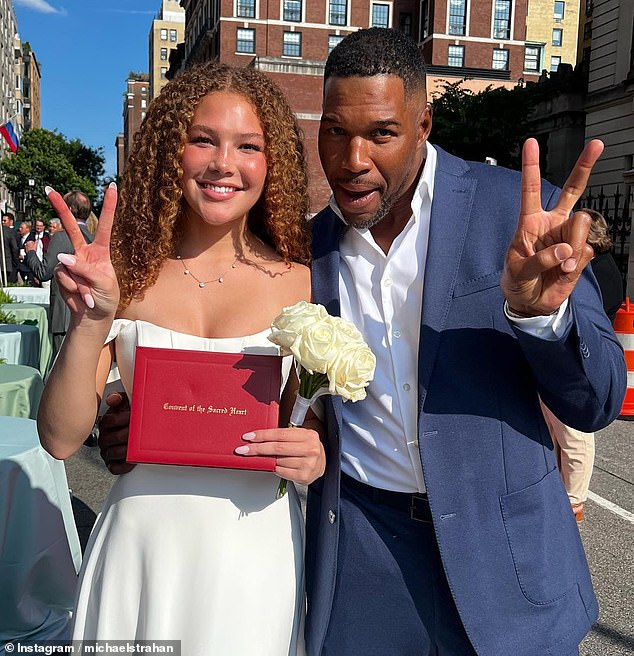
[331,144,571,493]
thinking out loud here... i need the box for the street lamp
[27,178,35,221]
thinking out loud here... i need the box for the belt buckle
[410,494,432,523]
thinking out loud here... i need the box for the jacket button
[328,510,336,524]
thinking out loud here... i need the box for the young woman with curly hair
[37,62,323,654]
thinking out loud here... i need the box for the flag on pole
[0,121,19,153]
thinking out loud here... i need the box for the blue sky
[14,0,160,178]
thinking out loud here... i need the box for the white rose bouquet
[269,301,376,496]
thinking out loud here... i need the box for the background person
[25,191,93,360]
[541,208,624,522]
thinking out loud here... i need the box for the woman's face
[180,91,267,229]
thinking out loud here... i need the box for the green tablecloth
[0,324,40,369]
[0,416,80,642]
[0,364,44,419]
[0,303,52,375]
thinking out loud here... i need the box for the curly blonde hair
[582,208,613,254]
[113,61,310,309]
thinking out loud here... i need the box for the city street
[65,416,634,655]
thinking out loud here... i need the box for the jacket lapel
[418,148,476,414]
[311,208,344,430]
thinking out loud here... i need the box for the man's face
[1,216,9,227]
[35,220,45,234]
[318,75,431,229]
[18,223,29,236]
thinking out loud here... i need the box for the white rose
[269,301,328,350]
[291,315,343,374]
[331,315,363,343]
[327,342,376,401]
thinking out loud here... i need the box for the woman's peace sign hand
[501,138,604,317]
[46,183,120,322]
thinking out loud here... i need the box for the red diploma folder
[127,347,281,471]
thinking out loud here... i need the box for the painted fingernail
[57,253,76,266]
[554,246,567,261]
[45,185,54,196]
[109,181,117,190]
[84,293,95,309]
[235,445,250,455]
[242,432,256,441]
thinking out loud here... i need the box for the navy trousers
[322,475,476,656]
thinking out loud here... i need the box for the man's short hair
[583,208,613,254]
[3,212,14,223]
[324,27,427,96]
[63,191,92,222]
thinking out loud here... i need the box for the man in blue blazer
[304,28,626,656]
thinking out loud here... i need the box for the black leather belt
[341,473,433,524]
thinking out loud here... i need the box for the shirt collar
[328,142,437,226]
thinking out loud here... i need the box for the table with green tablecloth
[0,324,40,369]
[0,416,81,643]
[0,364,44,419]
[0,303,52,375]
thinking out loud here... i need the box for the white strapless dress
[72,320,306,655]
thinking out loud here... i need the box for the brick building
[116,74,150,178]
[170,0,564,209]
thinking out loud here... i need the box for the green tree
[430,80,537,170]
[0,128,105,219]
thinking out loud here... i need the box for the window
[284,0,301,21]
[448,0,466,36]
[585,0,592,15]
[552,28,562,46]
[283,31,302,57]
[329,0,347,26]
[399,13,412,36]
[236,0,255,18]
[420,0,430,38]
[493,0,511,39]
[328,34,344,53]
[160,28,168,40]
[160,47,168,61]
[448,45,464,67]
[372,3,389,28]
[160,67,167,79]
[524,45,542,71]
[492,48,509,70]
[550,55,561,71]
[170,29,177,42]
[554,1,565,20]
[236,28,255,53]
[141,98,147,108]
[583,21,592,40]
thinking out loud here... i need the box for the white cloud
[14,0,65,14]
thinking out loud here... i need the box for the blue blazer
[305,147,626,656]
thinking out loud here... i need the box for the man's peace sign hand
[501,138,604,317]
[46,183,120,322]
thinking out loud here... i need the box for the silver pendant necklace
[176,255,238,288]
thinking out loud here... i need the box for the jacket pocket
[453,270,502,297]
[500,468,581,605]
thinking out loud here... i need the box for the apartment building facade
[524,0,580,75]
[149,0,186,100]
[117,74,150,178]
[0,0,19,212]
[584,0,634,294]
[21,42,40,131]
